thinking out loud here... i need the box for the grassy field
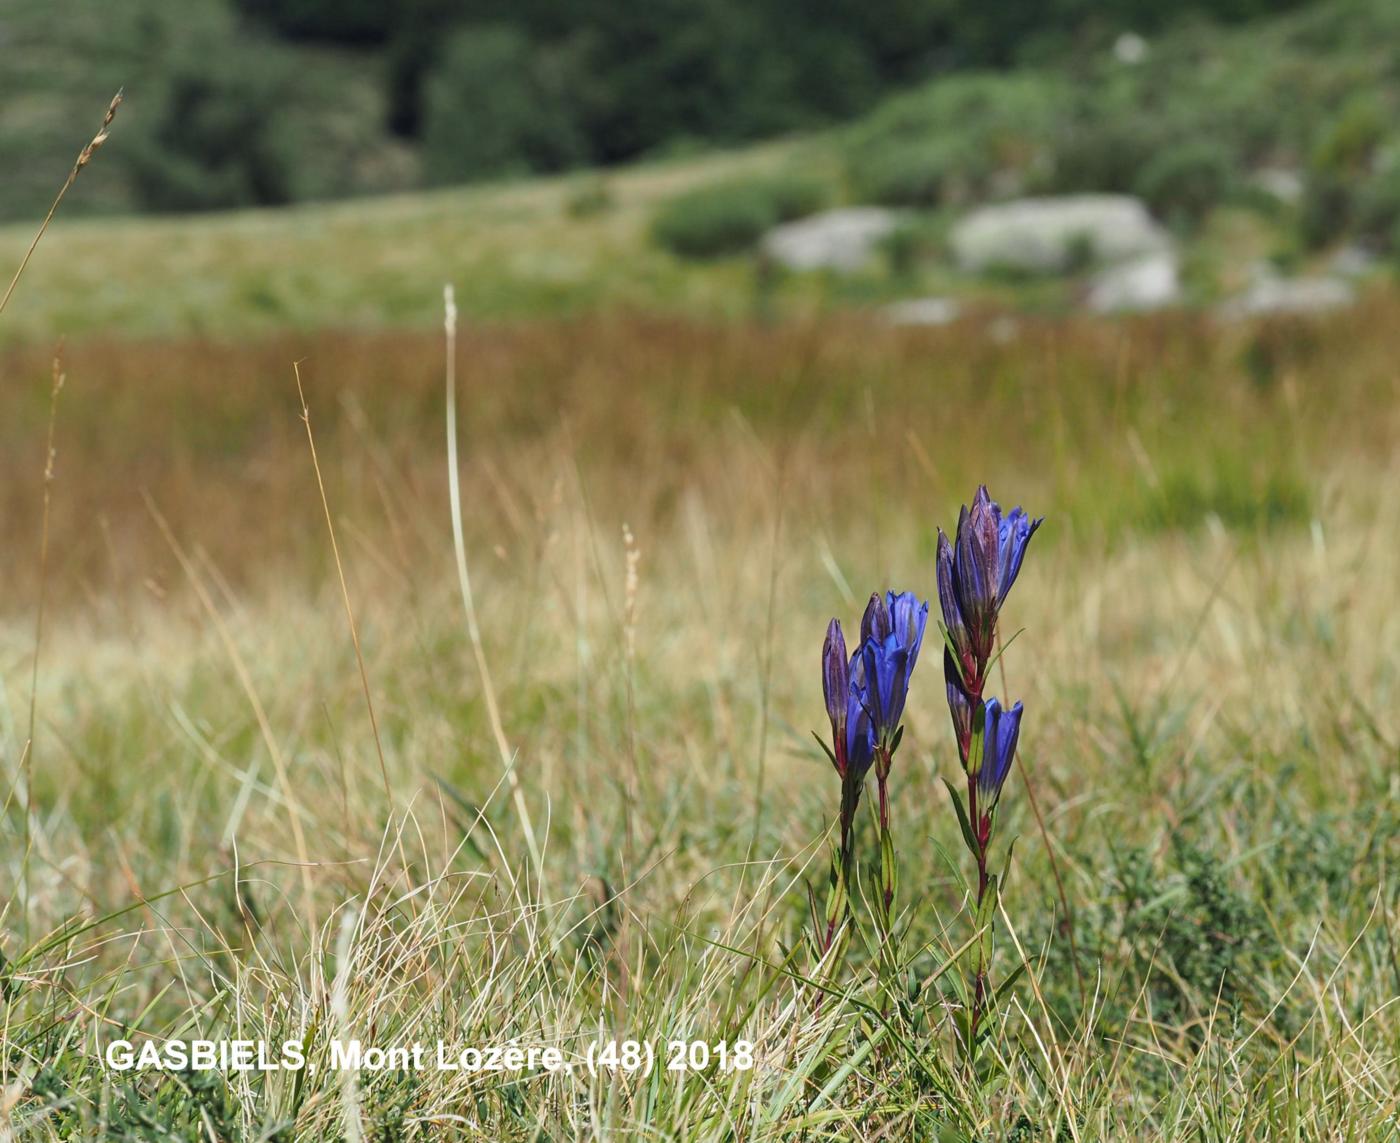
[0,138,844,345]
[2,244,1399,1140]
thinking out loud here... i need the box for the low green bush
[650,175,829,259]
[844,72,1067,208]
[1353,158,1400,250]
[1044,115,1164,196]
[1134,139,1235,227]
[848,137,989,207]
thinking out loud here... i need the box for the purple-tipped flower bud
[822,619,848,734]
[821,617,877,780]
[944,647,974,763]
[861,591,892,644]
[937,529,971,677]
[948,486,1043,671]
[978,696,1023,806]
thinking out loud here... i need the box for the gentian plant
[813,592,926,970]
[813,615,874,961]
[937,486,1041,1055]
[808,486,1039,1058]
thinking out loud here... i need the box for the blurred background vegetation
[5,0,1390,229]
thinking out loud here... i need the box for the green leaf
[994,961,1027,1005]
[825,870,847,925]
[929,837,969,897]
[937,620,966,684]
[999,835,1019,880]
[942,777,979,857]
[983,626,1026,676]
[968,707,986,777]
[811,730,838,768]
[944,964,971,1005]
[881,825,898,910]
[977,873,999,966]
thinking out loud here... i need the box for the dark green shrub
[421,26,588,185]
[650,175,828,260]
[126,47,300,212]
[1298,173,1354,249]
[1134,139,1235,226]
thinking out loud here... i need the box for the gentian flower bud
[822,619,848,762]
[822,617,878,780]
[944,648,974,763]
[937,529,971,678]
[861,592,891,644]
[978,696,1023,807]
[948,486,1043,672]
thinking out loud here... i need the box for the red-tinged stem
[818,770,864,960]
[876,746,895,919]
[966,767,992,1052]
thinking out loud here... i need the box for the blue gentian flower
[977,696,1023,806]
[887,590,929,677]
[857,590,929,749]
[995,505,1039,608]
[939,486,1042,675]
[845,645,876,778]
[860,637,909,748]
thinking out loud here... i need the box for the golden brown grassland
[1,301,1399,1137]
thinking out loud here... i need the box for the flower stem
[967,752,992,1056]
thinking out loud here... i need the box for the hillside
[0,142,823,343]
[5,0,1400,345]
[0,0,1315,224]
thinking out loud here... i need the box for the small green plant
[565,177,615,219]
[1119,838,1268,1031]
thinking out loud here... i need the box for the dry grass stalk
[0,91,122,320]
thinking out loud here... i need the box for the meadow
[2,261,1398,1137]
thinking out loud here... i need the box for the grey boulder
[761,207,903,273]
[951,195,1171,275]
